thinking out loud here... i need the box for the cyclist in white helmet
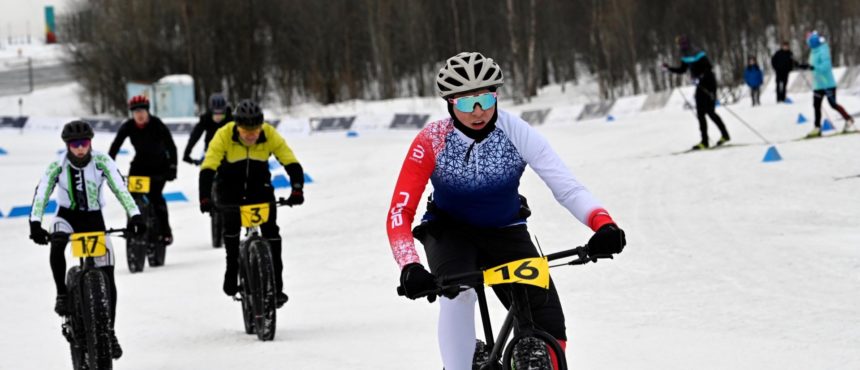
[386,52,627,369]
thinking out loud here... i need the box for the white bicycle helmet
[435,52,504,98]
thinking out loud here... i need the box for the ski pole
[701,87,772,145]
[675,87,699,120]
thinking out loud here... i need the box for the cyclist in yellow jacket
[198,100,305,307]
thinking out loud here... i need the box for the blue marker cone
[346,130,359,137]
[762,146,782,162]
[0,147,7,155]
[784,97,793,104]
[822,119,835,132]
[606,115,615,122]
[796,113,807,124]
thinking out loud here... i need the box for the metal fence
[0,57,72,96]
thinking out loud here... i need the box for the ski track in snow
[1,90,860,369]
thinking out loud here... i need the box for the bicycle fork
[477,284,544,370]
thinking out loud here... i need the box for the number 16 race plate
[483,257,550,289]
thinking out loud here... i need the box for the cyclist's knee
[442,287,477,305]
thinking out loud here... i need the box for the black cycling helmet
[61,120,95,142]
[234,99,263,127]
[209,93,228,113]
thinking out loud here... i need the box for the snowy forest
[58,0,860,114]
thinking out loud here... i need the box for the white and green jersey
[30,150,140,222]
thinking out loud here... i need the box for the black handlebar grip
[545,246,585,262]
[397,286,405,296]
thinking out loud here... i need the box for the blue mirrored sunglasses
[68,139,91,149]
[449,92,498,113]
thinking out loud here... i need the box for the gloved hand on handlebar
[586,224,626,258]
[400,263,437,303]
[285,184,304,206]
[199,198,212,213]
[183,155,195,165]
[127,214,147,236]
[29,221,50,245]
[166,165,177,181]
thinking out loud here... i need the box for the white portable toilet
[153,75,195,118]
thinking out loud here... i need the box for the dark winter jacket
[744,65,764,88]
[108,115,177,176]
[183,108,233,161]
[666,48,718,93]
[771,49,797,74]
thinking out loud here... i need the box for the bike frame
[422,246,601,370]
[62,228,126,369]
[217,197,293,341]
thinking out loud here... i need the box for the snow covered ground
[2,81,860,369]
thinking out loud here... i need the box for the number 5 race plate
[127,176,151,193]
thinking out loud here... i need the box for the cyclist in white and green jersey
[28,121,146,359]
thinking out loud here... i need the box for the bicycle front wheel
[238,243,255,335]
[247,238,277,341]
[126,236,146,273]
[146,210,165,267]
[81,270,114,369]
[64,267,87,370]
[502,331,566,370]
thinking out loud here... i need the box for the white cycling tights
[438,288,478,370]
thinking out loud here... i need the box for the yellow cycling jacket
[200,122,299,203]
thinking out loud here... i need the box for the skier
[663,35,731,150]
[183,93,233,165]
[29,121,146,359]
[744,56,763,107]
[771,41,798,103]
[796,31,856,137]
[387,52,626,370]
[198,99,305,307]
[108,95,178,245]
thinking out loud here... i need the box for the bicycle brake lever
[589,254,615,263]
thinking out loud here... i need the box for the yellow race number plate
[127,176,151,193]
[483,257,550,289]
[70,231,107,258]
[240,203,270,227]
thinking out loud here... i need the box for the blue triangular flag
[715,100,721,107]
[0,147,7,155]
[163,192,188,202]
[796,113,807,124]
[606,115,615,122]
[762,146,782,162]
[271,174,289,189]
[822,119,835,132]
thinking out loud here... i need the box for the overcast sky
[0,0,73,39]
